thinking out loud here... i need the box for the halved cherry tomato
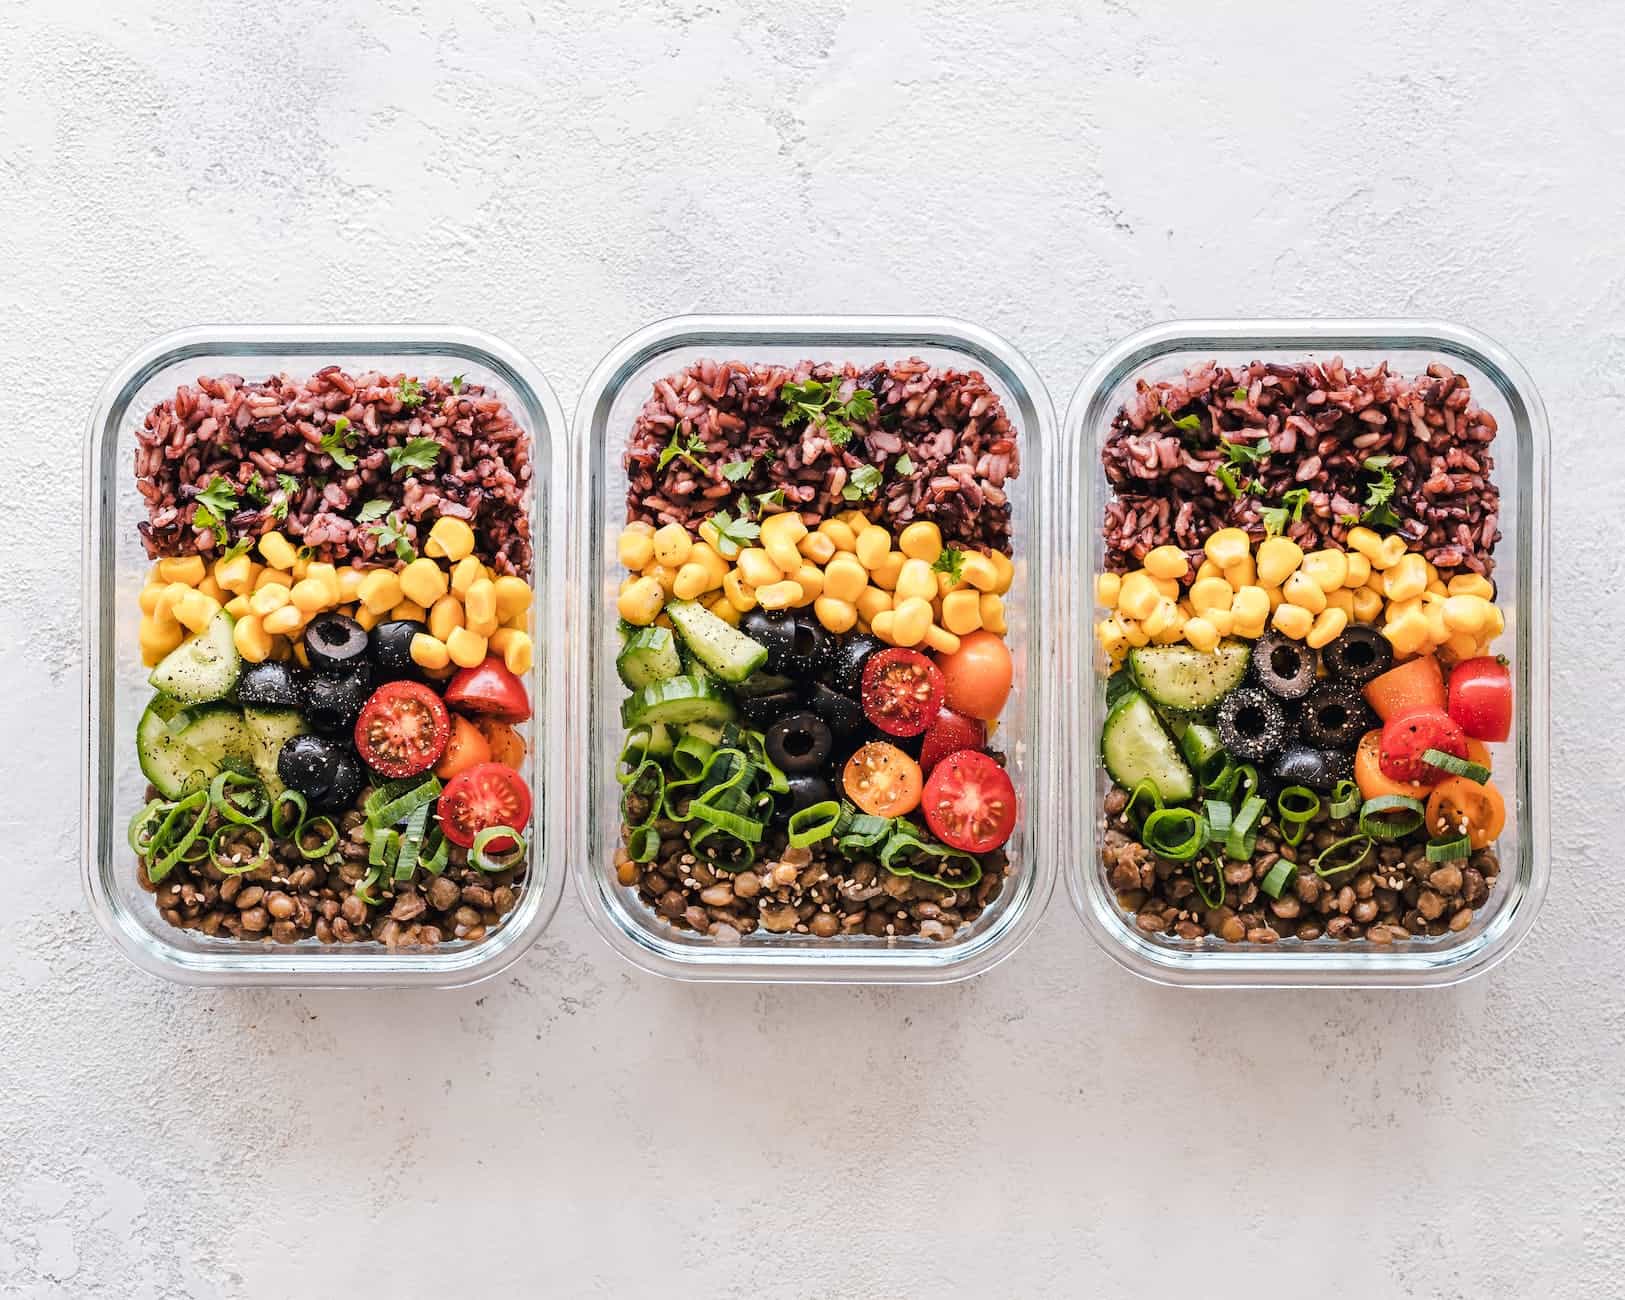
[475,717,527,768]
[354,681,450,778]
[1363,654,1445,722]
[445,656,531,723]
[437,762,531,851]
[1425,776,1506,849]
[1354,730,1433,803]
[1466,737,1492,772]
[918,707,986,777]
[434,713,492,781]
[860,648,945,737]
[841,741,923,818]
[922,750,1016,853]
[935,629,1013,722]
[1379,708,1467,784]
[1447,656,1512,742]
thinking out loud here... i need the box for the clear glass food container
[570,315,1059,982]
[82,325,568,987]
[1063,319,1550,988]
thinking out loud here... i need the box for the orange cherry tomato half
[935,630,1013,722]
[475,717,527,769]
[1362,654,1446,722]
[1425,776,1507,850]
[434,713,492,781]
[841,741,923,818]
[1353,730,1433,803]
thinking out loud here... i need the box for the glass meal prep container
[570,315,1060,982]
[1063,318,1550,988]
[82,325,568,988]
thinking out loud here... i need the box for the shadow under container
[571,315,1059,982]
[82,325,568,988]
[1062,318,1550,988]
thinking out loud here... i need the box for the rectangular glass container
[82,325,568,987]
[1063,319,1550,988]
[570,315,1059,982]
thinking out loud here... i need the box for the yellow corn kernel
[1484,603,1506,638]
[624,520,656,537]
[1231,585,1270,632]
[1351,587,1383,622]
[737,547,782,589]
[291,641,313,670]
[1119,615,1149,647]
[1203,528,1250,569]
[139,582,166,616]
[871,610,897,644]
[1426,577,1448,599]
[230,613,272,663]
[175,590,223,632]
[818,519,858,553]
[1267,586,1285,611]
[262,604,304,638]
[760,510,807,548]
[138,614,184,664]
[704,594,743,627]
[1140,545,1186,582]
[854,526,891,571]
[836,509,870,533]
[195,576,227,605]
[958,551,997,592]
[1282,571,1328,615]
[157,555,207,586]
[814,596,857,634]
[722,570,757,613]
[764,537,803,576]
[941,589,983,636]
[756,580,804,611]
[924,624,961,656]
[213,552,255,594]
[1097,616,1130,659]
[672,563,710,602]
[1325,587,1355,618]
[1149,575,1181,602]
[304,562,338,606]
[428,594,464,642]
[1345,526,1383,561]
[1254,537,1304,588]
[894,557,937,604]
[643,563,677,596]
[1117,572,1161,622]
[823,554,867,604]
[1271,602,1314,639]
[1307,607,1348,649]
[399,557,448,607]
[1443,632,1479,662]
[792,564,825,606]
[445,625,487,669]
[978,592,1007,636]
[288,577,330,614]
[449,556,484,599]
[258,531,297,570]
[1203,608,1233,637]
[618,528,655,571]
[424,516,475,563]
[356,569,401,615]
[899,521,944,565]
[870,552,906,592]
[498,630,534,675]
[255,567,293,591]
[1447,572,1495,600]
[617,576,664,626]
[1150,619,1186,645]
[1222,554,1256,590]
[989,550,1015,595]
[291,555,311,581]
[503,603,532,632]
[1183,577,1227,615]
[652,523,694,569]
[1344,552,1371,588]
[410,632,451,671]
[1300,549,1349,592]
[156,581,193,620]
[1382,553,1429,602]
[798,531,837,566]
[1193,558,1224,584]
[1442,594,1488,634]
[856,586,892,625]
[223,594,251,620]
[1372,534,1408,571]
[492,575,533,623]
[1095,572,1122,609]
[1143,597,1182,640]
[354,604,383,632]
[890,597,932,647]
[331,567,363,605]
[1183,616,1219,652]
[1384,609,1430,656]
[1366,567,1388,594]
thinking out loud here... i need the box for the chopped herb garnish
[721,458,756,483]
[218,536,254,562]
[1259,488,1312,537]
[191,477,239,543]
[1161,408,1202,433]
[241,479,267,505]
[894,453,916,476]
[277,473,298,496]
[843,464,884,501]
[397,377,425,409]
[1222,436,1271,467]
[708,509,760,559]
[1359,456,1401,529]
[780,379,877,448]
[932,547,966,585]
[365,510,417,563]
[1232,385,1249,402]
[449,374,465,394]
[658,427,706,473]
[355,498,394,524]
[319,416,359,470]
[1213,463,1246,498]
[270,474,298,522]
[386,437,442,475]
[754,488,786,516]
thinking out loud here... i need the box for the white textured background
[2,1,1620,1297]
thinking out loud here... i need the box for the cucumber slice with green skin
[243,707,308,795]
[681,721,726,747]
[1128,639,1251,713]
[137,697,256,798]
[643,722,676,758]
[1102,690,1194,803]
[1173,720,1227,785]
[663,600,769,685]
[148,610,243,704]
[621,674,738,728]
[137,695,204,798]
[616,626,683,689]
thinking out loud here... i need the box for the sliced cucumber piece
[136,697,255,798]
[616,626,683,689]
[1102,690,1194,803]
[1128,639,1250,713]
[644,722,676,758]
[681,720,726,748]
[148,610,242,704]
[243,707,308,795]
[621,674,738,728]
[663,600,768,685]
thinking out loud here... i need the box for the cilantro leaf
[271,474,298,521]
[721,458,755,483]
[241,479,267,505]
[1359,457,1401,529]
[658,427,706,473]
[780,378,877,448]
[894,453,915,477]
[355,498,394,524]
[319,416,359,470]
[194,476,239,518]
[1222,436,1271,467]
[1213,463,1247,498]
[707,509,760,559]
[754,488,786,516]
[932,547,966,585]
[365,510,417,563]
[842,464,884,501]
[1258,489,1311,538]
[1281,487,1310,521]
[277,473,298,496]
[1232,385,1249,402]
[397,377,425,409]
[1259,505,1289,537]
[218,536,254,562]
[449,374,465,394]
[1161,408,1202,433]
[386,437,442,475]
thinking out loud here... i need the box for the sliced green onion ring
[209,824,271,876]
[1178,723,1228,787]
[1313,833,1374,878]
[1281,818,1309,848]
[836,809,893,853]
[671,733,717,780]
[787,800,842,849]
[1276,786,1321,823]
[394,803,431,881]
[688,801,765,844]
[617,727,652,783]
[368,826,401,868]
[1203,799,1233,846]
[1358,794,1426,841]
[147,792,209,883]
[1422,747,1490,784]
[1189,857,1226,911]
[364,775,442,830]
[128,798,170,856]
[471,825,527,873]
[1329,779,1361,819]
[419,828,450,876]
[271,789,308,838]
[626,824,660,864]
[1123,779,1163,823]
[1142,807,1205,861]
[354,865,384,905]
[296,815,340,860]
[209,770,269,825]
[619,759,665,830]
[1225,795,1266,860]
[1259,859,1296,900]
[1426,834,1471,862]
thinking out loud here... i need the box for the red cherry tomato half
[935,630,1013,722]
[922,749,1017,853]
[1378,708,1467,785]
[918,707,987,776]
[1447,656,1512,743]
[445,656,531,723]
[436,762,532,852]
[860,648,945,738]
[353,681,450,778]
